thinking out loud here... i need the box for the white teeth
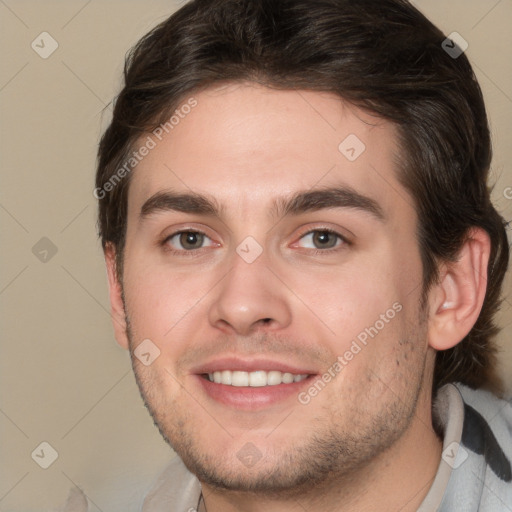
[267,371,282,386]
[232,371,249,386]
[282,372,294,384]
[249,371,267,387]
[206,370,309,387]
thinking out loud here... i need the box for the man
[89,0,512,510]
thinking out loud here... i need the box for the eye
[164,230,215,252]
[296,229,347,251]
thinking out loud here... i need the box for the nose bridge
[208,240,292,334]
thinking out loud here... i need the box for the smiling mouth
[201,370,310,387]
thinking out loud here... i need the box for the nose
[208,248,292,336]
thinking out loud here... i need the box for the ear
[427,228,491,351]
[104,243,130,350]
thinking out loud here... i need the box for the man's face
[118,82,432,493]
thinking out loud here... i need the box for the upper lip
[190,357,318,375]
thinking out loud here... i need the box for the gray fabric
[436,384,512,511]
[417,384,465,511]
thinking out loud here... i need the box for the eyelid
[295,225,350,240]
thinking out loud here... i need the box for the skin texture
[105,82,490,511]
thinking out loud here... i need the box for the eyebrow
[139,186,385,222]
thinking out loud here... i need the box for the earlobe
[428,228,490,351]
[104,243,130,350]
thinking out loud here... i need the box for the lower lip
[195,375,316,410]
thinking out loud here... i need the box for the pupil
[314,231,335,248]
[181,232,201,249]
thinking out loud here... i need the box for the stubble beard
[122,284,430,498]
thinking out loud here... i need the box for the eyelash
[160,227,350,257]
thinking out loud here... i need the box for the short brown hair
[95,0,510,392]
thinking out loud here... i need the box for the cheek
[308,250,421,363]
[123,261,185,338]
[300,263,402,342]
[123,258,220,353]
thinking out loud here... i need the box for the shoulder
[445,383,512,511]
[455,381,512,479]
[456,383,512,427]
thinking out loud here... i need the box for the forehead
[127,82,411,223]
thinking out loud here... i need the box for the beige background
[0,1,511,510]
